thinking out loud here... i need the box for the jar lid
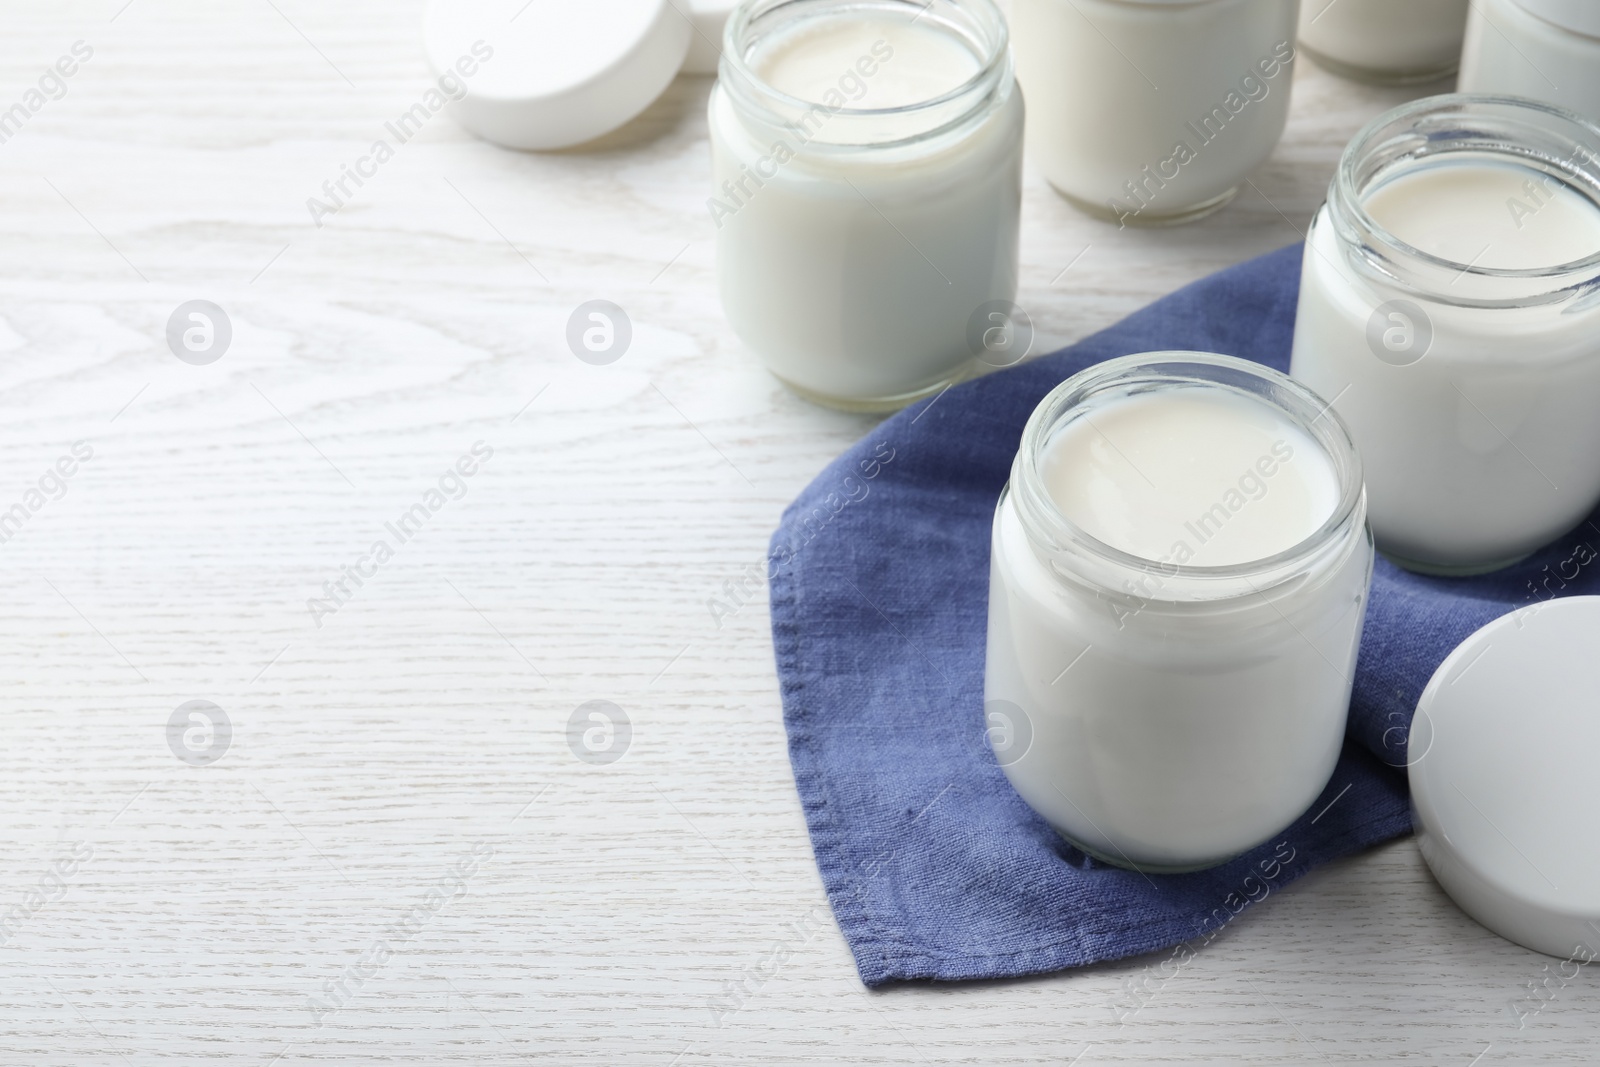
[1409,598,1600,960]
[1514,0,1600,38]
[683,0,736,75]
[423,0,692,150]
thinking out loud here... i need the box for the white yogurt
[1365,158,1600,269]
[1460,0,1600,124]
[753,16,977,105]
[710,0,1022,411]
[1040,389,1338,566]
[1290,96,1600,572]
[1299,0,1469,83]
[1010,0,1299,225]
[985,354,1372,872]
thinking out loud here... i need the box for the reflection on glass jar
[1299,0,1468,85]
[1290,95,1600,574]
[709,0,1022,412]
[985,353,1372,872]
[1011,0,1299,226]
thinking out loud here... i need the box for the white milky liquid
[711,12,1022,408]
[1460,0,1600,124]
[1011,0,1298,223]
[1041,388,1339,567]
[985,380,1369,870]
[753,16,978,107]
[1299,0,1468,79]
[1292,155,1600,569]
[1365,159,1600,269]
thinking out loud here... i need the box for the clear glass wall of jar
[709,0,1023,412]
[1010,0,1299,226]
[985,353,1372,873]
[1289,95,1600,574]
[1298,0,1469,85]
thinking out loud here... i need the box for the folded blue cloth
[769,242,1600,987]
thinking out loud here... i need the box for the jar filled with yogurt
[1010,0,1298,226]
[1298,0,1469,84]
[709,0,1023,411]
[985,353,1372,872]
[1459,0,1600,124]
[1289,95,1600,573]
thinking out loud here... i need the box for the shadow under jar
[1010,0,1298,226]
[1289,95,1600,575]
[984,353,1373,873]
[710,0,1022,412]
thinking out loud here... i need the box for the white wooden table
[0,2,1592,1063]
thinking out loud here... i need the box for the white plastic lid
[423,0,692,150]
[1514,0,1600,38]
[682,0,736,75]
[1410,598,1600,960]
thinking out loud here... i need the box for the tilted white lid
[1514,0,1600,38]
[1410,598,1600,960]
[423,0,692,150]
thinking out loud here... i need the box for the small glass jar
[1289,95,1600,573]
[709,0,1023,412]
[1298,0,1469,84]
[985,353,1372,873]
[1460,0,1600,124]
[1010,0,1298,226]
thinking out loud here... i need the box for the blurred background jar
[1289,95,1600,573]
[1459,0,1600,123]
[1010,0,1298,226]
[710,0,1023,412]
[1298,0,1469,84]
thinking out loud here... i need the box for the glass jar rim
[719,0,1012,148]
[1329,93,1600,303]
[1011,352,1366,593]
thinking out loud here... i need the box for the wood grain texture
[0,0,1593,1063]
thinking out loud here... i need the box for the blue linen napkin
[769,242,1600,987]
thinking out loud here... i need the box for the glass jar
[1299,0,1469,84]
[984,353,1372,873]
[1460,0,1600,124]
[709,0,1023,412]
[1010,0,1298,226]
[1289,95,1600,574]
